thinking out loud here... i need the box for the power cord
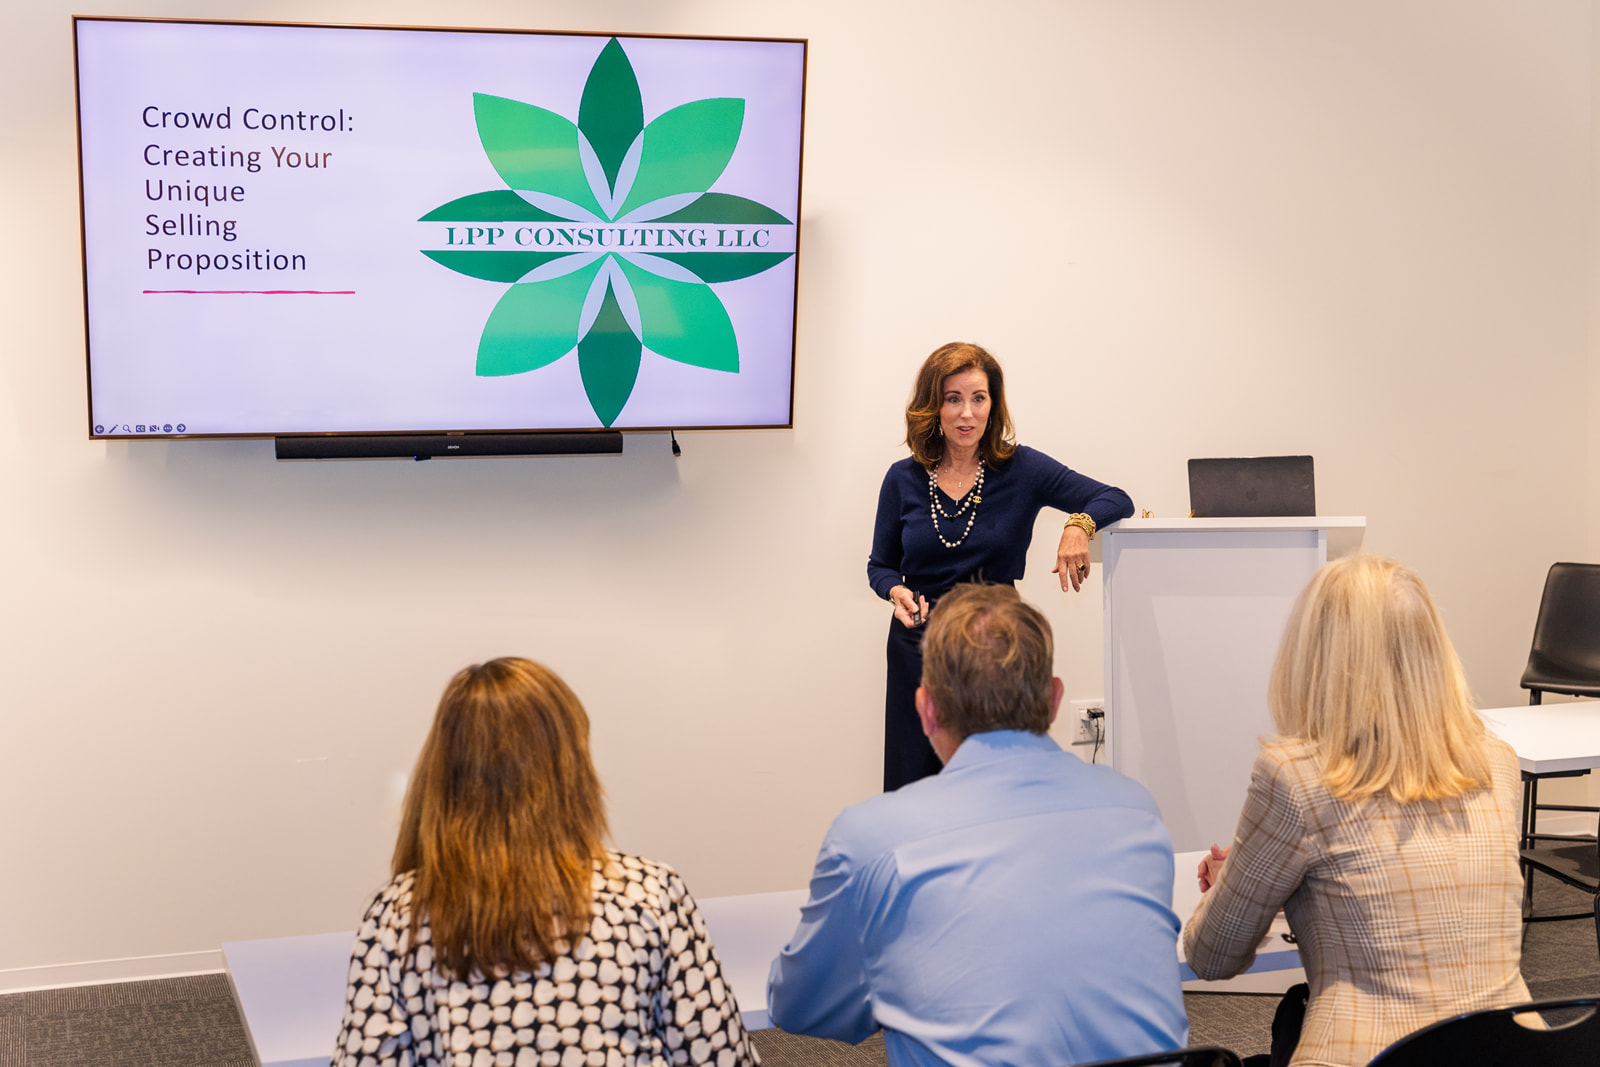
[1089,709,1105,764]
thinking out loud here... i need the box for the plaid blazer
[1182,736,1529,1067]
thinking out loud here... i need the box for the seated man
[768,583,1188,1067]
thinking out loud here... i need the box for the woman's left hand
[1053,524,1091,592]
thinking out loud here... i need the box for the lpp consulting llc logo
[419,38,797,426]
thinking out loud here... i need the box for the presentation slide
[76,19,805,436]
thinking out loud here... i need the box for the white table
[1480,703,1600,777]
[1481,703,1600,847]
[1174,849,1304,993]
[225,867,1302,1065]
[222,891,809,1067]
[223,931,356,1067]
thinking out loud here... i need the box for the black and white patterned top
[332,851,760,1067]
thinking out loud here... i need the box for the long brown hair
[393,657,608,979]
[905,341,1017,468]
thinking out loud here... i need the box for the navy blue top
[867,445,1134,600]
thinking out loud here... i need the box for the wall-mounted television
[74,17,806,446]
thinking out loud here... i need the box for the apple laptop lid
[1188,456,1315,518]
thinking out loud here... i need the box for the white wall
[1,0,1593,976]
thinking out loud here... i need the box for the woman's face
[939,367,990,453]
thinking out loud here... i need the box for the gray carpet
[1,876,1594,1066]
[0,975,254,1067]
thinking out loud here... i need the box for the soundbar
[274,432,625,460]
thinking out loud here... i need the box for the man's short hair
[922,583,1054,739]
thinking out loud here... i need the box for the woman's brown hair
[393,657,608,979]
[905,341,1017,468]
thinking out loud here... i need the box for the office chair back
[1367,997,1600,1066]
[1521,562,1600,701]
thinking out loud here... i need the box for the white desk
[1480,703,1600,848]
[225,869,1301,1064]
[1480,704,1600,776]
[696,890,807,1031]
[222,891,809,1067]
[223,931,355,1067]
[1174,849,1304,993]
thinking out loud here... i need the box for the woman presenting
[868,342,1134,791]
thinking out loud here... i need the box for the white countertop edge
[1105,516,1366,534]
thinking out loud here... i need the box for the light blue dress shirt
[768,730,1188,1067]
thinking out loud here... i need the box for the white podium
[1101,517,1365,852]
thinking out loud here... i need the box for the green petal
[423,250,574,284]
[616,99,745,218]
[648,192,791,225]
[616,258,738,372]
[579,39,643,198]
[476,260,604,376]
[645,251,792,284]
[473,94,602,217]
[419,190,575,223]
[578,279,643,426]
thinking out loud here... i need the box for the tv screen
[74,18,806,438]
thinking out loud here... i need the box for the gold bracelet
[1064,513,1097,540]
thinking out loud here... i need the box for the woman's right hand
[1197,843,1231,893]
[890,585,930,628]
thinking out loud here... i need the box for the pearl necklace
[929,463,985,548]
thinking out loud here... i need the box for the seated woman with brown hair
[332,658,759,1067]
[1184,555,1529,1067]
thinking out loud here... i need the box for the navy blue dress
[868,445,1134,790]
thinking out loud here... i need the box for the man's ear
[1048,677,1064,726]
[915,686,940,739]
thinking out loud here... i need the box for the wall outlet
[1070,699,1104,745]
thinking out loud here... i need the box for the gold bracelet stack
[1064,513,1097,540]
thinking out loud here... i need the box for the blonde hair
[904,342,1017,469]
[1269,555,1490,803]
[394,658,608,979]
[921,583,1054,739]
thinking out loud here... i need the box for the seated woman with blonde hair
[332,658,759,1067]
[1184,555,1528,1067]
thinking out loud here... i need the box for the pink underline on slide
[142,289,356,295]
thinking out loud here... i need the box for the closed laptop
[1188,456,1315,518]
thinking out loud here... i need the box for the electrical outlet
[1069,699,1104,745]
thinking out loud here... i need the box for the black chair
[1367,997,1600,1066]
[1517,562,1600,924]
[1521,562,1600,705]
[1521,834,1599,926]
[1077,1048,1243,1067]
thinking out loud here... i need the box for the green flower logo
[419,38,796,426]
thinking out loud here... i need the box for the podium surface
[1102,517,1365,852]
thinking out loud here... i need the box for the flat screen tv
[74,18,806,445]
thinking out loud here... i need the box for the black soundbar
[274,431,624,460]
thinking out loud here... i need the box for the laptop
[1187,456,1315,518]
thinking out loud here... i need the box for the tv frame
[73,15,808,450]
